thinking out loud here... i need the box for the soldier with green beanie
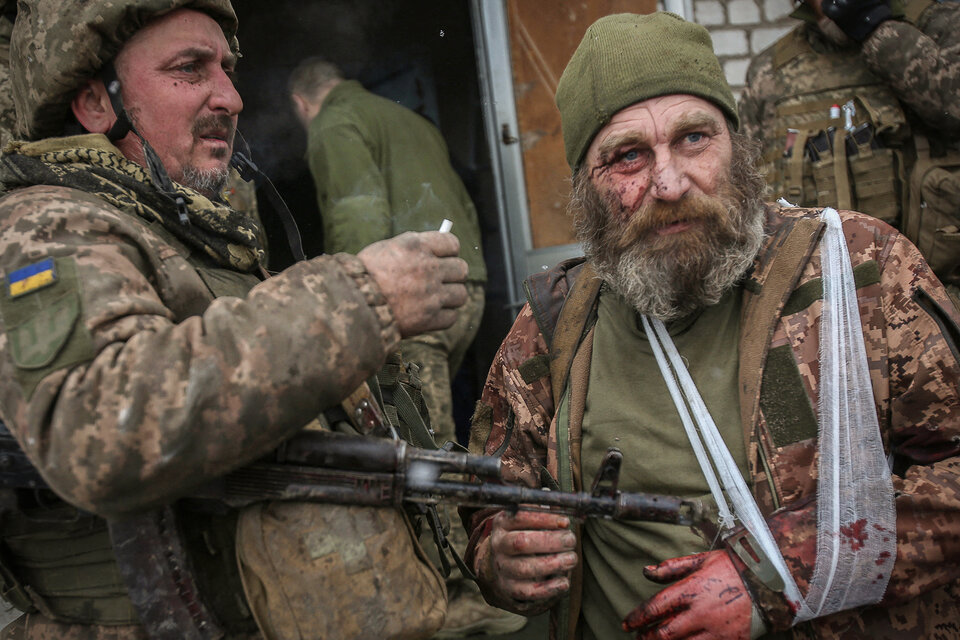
[463,11,960,640]
[0,1,469,638]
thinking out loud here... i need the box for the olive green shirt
[580,286,749,640]
[307,80,486,282]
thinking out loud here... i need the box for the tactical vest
[0,220,262,633]
[760,0,960,289]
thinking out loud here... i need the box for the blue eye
[686,132,704,143]
[624,150,640,161]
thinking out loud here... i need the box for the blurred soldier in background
[290,59,518,640]
[739,0,960,304]
[0,0,16,150]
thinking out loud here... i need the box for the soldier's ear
[71,80,116,135]
[291,93,313,130]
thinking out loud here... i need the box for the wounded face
[572,129,767,322]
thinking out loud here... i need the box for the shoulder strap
[773,26,811,70]
[548,263,602,406]
[739,215,823,451]
[903,0,935,25]
[523,257,587,349]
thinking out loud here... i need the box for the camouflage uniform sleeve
[461,303,555,610]
[738,46,778,150]
[880,231,960,604]
[861,3,960,136]
[0,187,400,516]
[738,227,960,630]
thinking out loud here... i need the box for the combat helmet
[10,0,239,140]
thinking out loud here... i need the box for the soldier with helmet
[0,1,468,638]
[739,0,960,304]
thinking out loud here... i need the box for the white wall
[660,0,798,100]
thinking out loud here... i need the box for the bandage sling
[642,207,895,623]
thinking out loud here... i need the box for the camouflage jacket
[740,1,960,150]
[0,135,399,516]
[464,205,960,639]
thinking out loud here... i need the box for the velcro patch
[7,258,57,298]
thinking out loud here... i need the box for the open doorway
[231,0,508,443]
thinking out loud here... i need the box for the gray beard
[592,202,765,322]
[179,166,229,199]
[570,132,768,322]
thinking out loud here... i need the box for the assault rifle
[0,423,705,640]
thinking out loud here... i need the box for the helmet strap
[100,62,190,225]
[100,64,133,142]
[230,132,306,262]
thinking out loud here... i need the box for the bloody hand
[622,550,752,640]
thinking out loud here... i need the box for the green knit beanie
[555,12,739,171]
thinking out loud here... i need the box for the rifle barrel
[411,479,701,526]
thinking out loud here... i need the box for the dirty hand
[358,231,468,337]
[476,510,578,606]
[622,550,752,640]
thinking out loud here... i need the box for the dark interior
[232,0,512,442]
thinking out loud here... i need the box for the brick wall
[659,0,799,100]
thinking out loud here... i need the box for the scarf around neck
[0,134,264,271]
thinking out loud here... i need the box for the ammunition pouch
[764,25,913,224]
[0,489,255,634]
[763,21,960,297]
[233,353,450,640]
[0,492,135,625]
[767,90,908,225]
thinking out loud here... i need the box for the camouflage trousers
[401,282,484,592]
[400,282,485,447]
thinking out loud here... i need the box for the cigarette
[438,219,453,233]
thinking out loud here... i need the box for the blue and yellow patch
[8,258,58,298]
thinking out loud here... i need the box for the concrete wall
[659,0,799,100]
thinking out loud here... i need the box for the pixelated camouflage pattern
[0,137,400,518]
[465,204,960,639]
[0,616,261,640]
[10,0,239,140]
[862,3,960,138]
[401,282,485,446]
[740,2,960,151]
[1,136,263,270]
[0,3,15,153]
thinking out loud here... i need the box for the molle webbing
[763,33,907,222]
[0,500,137,625]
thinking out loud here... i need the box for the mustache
[192,114,236,146]
[615,194,737,250]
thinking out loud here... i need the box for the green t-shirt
[579,286,749,640]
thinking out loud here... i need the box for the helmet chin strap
[100,63,191,225]
[99,64,306,262]
[230,132,306,263]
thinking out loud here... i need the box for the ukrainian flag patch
[8,258,57,298]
